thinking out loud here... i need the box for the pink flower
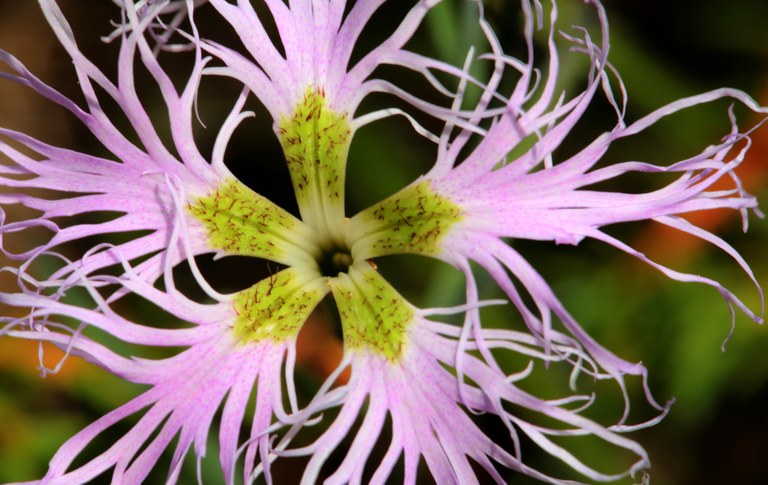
[0,1,764,483]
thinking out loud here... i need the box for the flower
[0,1,764,484]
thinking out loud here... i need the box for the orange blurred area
[0,338,94,383]
[635,85,768,267]
[295,313,350,385]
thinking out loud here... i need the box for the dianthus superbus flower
[0,1,764,484]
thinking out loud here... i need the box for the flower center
[186,88,465,357]
[317,244,354,277]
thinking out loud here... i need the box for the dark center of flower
[318,244,353,277]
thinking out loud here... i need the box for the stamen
[317,243,353,277]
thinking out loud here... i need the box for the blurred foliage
[1,0,767,484]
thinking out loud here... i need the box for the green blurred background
[0,0,767,483]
